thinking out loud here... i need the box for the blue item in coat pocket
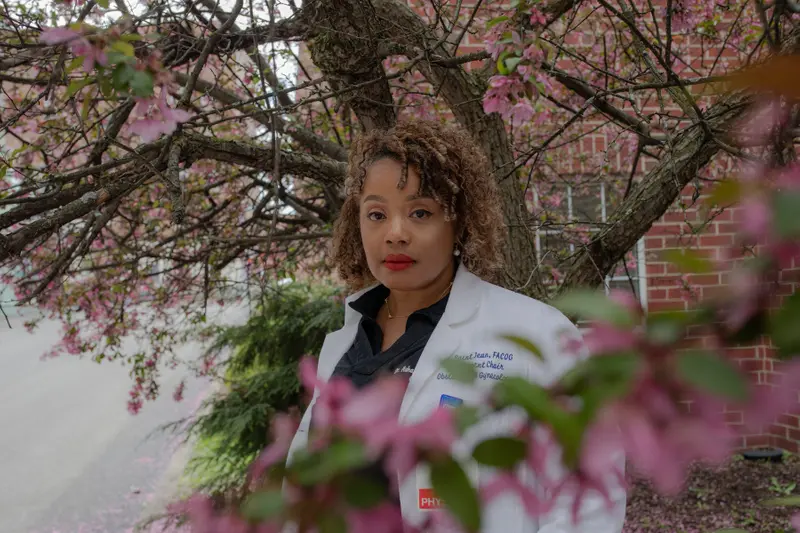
[439,394,463,408]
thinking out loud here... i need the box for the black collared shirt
[325,285,449,501]
[330,284,450,388]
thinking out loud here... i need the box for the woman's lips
[384,254,415,271]
[384,261,414,271]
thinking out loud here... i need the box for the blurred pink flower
[129,88,193,142]
[384,407,458,485]
[249,413,299,481]
[39,27,82,44]
[743,358,800,433]
[347,502,404,533]
[529,9,547,27]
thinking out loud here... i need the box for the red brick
[644,236,664,250]
[667,288,690,300]
[686,273,720,286]
[648,300,687,312]
[649,223,686,236]
[736,359,764,374]
[699,234,734,247]
[716,222,739,234]
[648,288,667,300]
[744,435,771,448]
[778,414,800,429]
[646,263,666,276]
[725,411,743,425]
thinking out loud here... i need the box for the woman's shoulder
[477,278,576,332]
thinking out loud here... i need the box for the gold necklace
[385,281,453,320]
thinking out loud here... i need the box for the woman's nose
[385,215,409,244]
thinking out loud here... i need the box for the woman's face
[359,158,456,291]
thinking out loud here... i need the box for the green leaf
[341,474,387,508]
[66,56,86,73]
[486,15,509,29]
[551,289,637,327]
[675,350,749,401]
[472,437,526,469]
[66,78,92,98]
[240,490,284,522]
[96,0,109,8]
[105,51,133,66]
[496,51,511,75]
[503,56,523,74]
[431,458,481,532]
[128,70,154,97]
[661,248,714,274]
[441,357,477,384]
[774,191,800,239]
[110,40,135,57]
[293,439,369,485]
[761,495,800,507]
[81,91,92,121]
[453,405,480,434]
[317,512,347,533]
[770,291,800,359]
[493,377,583,465]
[704,179,742,208]
[99,76,113,98]
[120,33,143,42]
[500,334,544,361]
[112,63,135,90]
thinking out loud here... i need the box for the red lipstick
[384,254,415,271]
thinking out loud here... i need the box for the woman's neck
[386,263,455,318]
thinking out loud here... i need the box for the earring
[454,249,461,257]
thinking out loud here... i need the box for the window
[533,181,647,309]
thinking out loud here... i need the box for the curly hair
[331,118,505,289]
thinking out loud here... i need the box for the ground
[624,454,800,533]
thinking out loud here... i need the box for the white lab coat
[286,263,627,532]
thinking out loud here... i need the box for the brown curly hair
[331,118,505,289]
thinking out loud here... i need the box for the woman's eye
[411,209,432,219]
[367,211,385,221]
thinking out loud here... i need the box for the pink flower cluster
[39,26,106,73]
[577,291,800,496]
[129,87,193,142]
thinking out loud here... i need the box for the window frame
[533,181,648,310]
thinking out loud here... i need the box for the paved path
[0,306,247,533]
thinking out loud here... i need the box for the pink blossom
[249,413,299,481]
[739,196,771,240]
[529,9,547,27]
[735,99,788,147]
[578,324,638,355]
[792,513,800,532]
[338,375,407,455]
[128,88,193,142]
[384,407,458,485]
[509,100,535,126]
[743,358,800,433]
[172,380,185,402]
[346,502,404,533]
[39,27,82,45]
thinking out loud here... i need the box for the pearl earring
[454,249,461,257]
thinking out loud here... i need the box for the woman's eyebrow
[362,194,386,203]
[405,193,433,201]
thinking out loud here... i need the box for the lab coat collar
[342,262,481,328]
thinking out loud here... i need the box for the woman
[286,119,626,532]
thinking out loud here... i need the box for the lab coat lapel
[316,283,375,381]
[398,263,483,422]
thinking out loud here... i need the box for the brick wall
[647,189,800,452]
